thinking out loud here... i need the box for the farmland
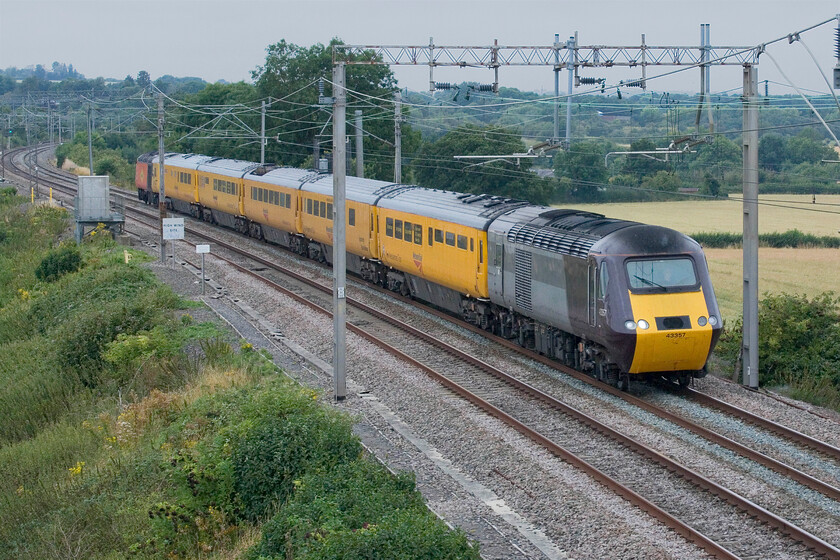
[558,195,840,323]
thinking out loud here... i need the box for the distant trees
[690,136,740,181]
[554,141,609,201]
[136,70,151,88]
[251,38,416,181]
[411,124,553,204]
[621,138,668,178]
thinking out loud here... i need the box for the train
[135,152,722,390]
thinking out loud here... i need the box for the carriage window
[626,258,698,291]
[428,227,433,246]
[404,222,413,241]
[435,229,444,244]
[320,201,326,218]
[445,232,455,246]
[349,208,356,227]
[307,198,313,214]
[457,235,468,250]
[480,240,484,263]
[395,220,403,239]
[385,217,394,237]
[327,203,333,219]
[470,238,474,252]
[414,224,422,245]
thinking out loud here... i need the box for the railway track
[8,145,840,559]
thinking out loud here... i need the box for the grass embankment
[0,190,478,559]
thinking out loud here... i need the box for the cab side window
[599,264,610,298]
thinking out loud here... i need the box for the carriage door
[488,233,504,299]
[588,258,597,327]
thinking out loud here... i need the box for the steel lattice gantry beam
[335,38,760,93]
[336,41,759,67]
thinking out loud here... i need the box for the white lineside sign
[162,217,184,240]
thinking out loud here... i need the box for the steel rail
[375,291,840,501]
[685,388,840,461]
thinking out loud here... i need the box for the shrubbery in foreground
[0,198,478,559]
[716,292,840,409]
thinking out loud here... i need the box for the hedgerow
[691,229,840,248]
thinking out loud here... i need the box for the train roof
[592,223,702,257]
[244,166,318,188]
[303,174,394,205]
[160,153,215,170]
[490,206,699,259]
[376,185,529,230]
[195,157,260,178]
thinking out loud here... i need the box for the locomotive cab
[594,230,722,386]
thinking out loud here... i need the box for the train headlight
[637,319,650,330]
[708,315,719,327]
[624,320,637,330]
[698,316,708,326]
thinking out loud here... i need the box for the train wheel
[617,372,630,392]
[677,373,692,388]
[594,363,606,383]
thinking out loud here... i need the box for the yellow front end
[627,290,714,373]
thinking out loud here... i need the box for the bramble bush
[233,405,361,522]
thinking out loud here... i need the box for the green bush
[716,292,840,388]
[34,244,82,282]
[253,459,480,559]
[233,405,360,521]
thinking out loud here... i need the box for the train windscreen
[625,258,698,291]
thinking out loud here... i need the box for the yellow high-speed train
[136,152,722,390]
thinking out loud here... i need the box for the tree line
[13,39,840,204]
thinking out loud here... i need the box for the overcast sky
[1,0,838,96]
